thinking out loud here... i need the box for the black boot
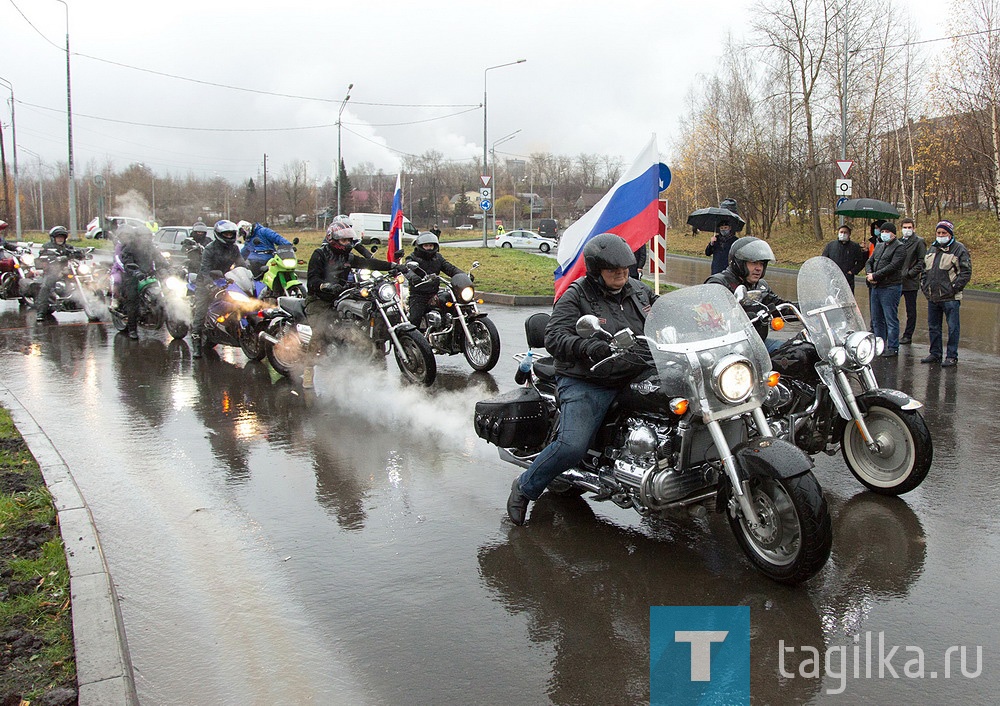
[191,333,203,358]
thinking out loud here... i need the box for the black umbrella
[834,198,900,220]
[686,207,746,233]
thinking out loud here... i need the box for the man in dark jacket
[704,220,737,275]
[865,221,906,356]
[116,225,171,339]
[404,232,463,327]
[191,220,247,358]
[35,226,83,322]
[506,233,657,526]
[897,217,926,345]
[301,218,397,388]
[821,224,867,291]
[919,220,972,367]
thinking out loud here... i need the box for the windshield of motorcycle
[225,266,256,295]
[644,284,771,421]
[796,256,867,359]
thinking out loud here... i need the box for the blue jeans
[517,376,621,500]
[870,285,902,351]
[927,299,961,360]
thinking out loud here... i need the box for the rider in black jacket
[403,233,463,326]
[191,220,247,357]
[35,226,82,322]
[506,233,657,525]
[117,225,170,339]
[301,218,397,389]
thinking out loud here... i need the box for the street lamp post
[54,0,77,239]
[337,83,353,216]
[840,0,849,227]
[0,77,22,238]
[482,60,526,246]
[490,130,520,234]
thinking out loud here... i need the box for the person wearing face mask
[821,224,868,291]
[897,217,926,345]
[865,221,906,357]
[705,219,738,275]
[919,220,971,368]
[867,220,885,258]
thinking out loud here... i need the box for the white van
[348,212,420,246]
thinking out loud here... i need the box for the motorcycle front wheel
[110,306,128,332]
[239,323,266,361]
[166,318,189,340]
[461,317,501,371]
[393,329,436,385]
[727,472,832,585]
[266,322,303,377]
[841,403,932,495]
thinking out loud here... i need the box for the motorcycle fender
[856,388,923,412]
[392,321,418,333]
[731,437,814,481]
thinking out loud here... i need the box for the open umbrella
[834,198,900,220]
[686,207,746,233]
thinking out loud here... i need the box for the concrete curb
[0,387,138,706]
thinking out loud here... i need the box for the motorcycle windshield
[226,266,256,296]
[796,256,867,359]
[644,284,771,422]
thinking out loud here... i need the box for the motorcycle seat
[278,296,306,319]
[533,355,557,384]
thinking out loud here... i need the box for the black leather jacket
[306,244,395,302]
[119,233,170,278]
[197,239,246,281]
[865,238,906,287]
[545,275,657,386]
[403,250,463,295]
[705,266,789,340]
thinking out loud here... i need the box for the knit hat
[880,221,897,234]
[935,220,955,237]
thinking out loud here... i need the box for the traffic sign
[480,175,492,187]
[837,196,848,208]
[480,199,492,212]
[836,179,852,196]
[480,187,492,200]
[836,160,854,178]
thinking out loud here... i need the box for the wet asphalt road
[0,264,998,704]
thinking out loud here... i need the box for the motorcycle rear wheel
[393,329,436,385]
[266,322,303,377]
[461,317,501,372]
[841,403,932,495]
[727,472,832,585]
[110,307,128,332]
[166,318,189,340]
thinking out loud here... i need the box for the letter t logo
[674,631,729,681]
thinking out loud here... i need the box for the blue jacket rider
[238,221,291,276]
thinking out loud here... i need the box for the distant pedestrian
[629,242,648,279]
[919,220,971,368]
[897,217,926,345]
[865,221,906,356]
[704,220,738,275]
[821,224,867,291]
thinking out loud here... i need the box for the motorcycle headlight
[712,355,755,403]
[459,286,475,302]
[829,346,849,367]
[282,258,297,268]
[20,254,34,267]
[164,276,186,293]
[77,263,91,275]
[376,282,397,302]
[844,331,876,365]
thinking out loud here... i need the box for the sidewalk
[0,386,138,706]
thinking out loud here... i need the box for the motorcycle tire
[110,307,128,332]
[727,471,832,585]
[266,322,303,378]
[239,324,266,361]
[287,284,306,298]
[461,317,501,372]
[166,318,189,340]
[142,307,164,331]
[393,329,436,386]
[841,402,932,496]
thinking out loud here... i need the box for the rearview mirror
[292,237,300,245]
[575,314,604,339]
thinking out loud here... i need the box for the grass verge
[0,406,76,703]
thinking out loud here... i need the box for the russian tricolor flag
[387,174,404,263]
[553,136,669,300]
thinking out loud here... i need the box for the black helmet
[413,232,440,259]
[191,222,210,243]
[582,233,636,279]
[214,219,239,243]
[728,236,775,280]
[720,197,739,215]
[49,225,69,240]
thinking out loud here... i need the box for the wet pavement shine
[0,262,998,704]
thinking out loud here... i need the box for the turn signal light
[771,317,785,331]
[216,315,226,323]
[476,299,484,304]
[360,288,370,298]
[766,371,781,387]
[445,301,454,307]
[669,397,689,415]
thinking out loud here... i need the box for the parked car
[348,212,420,245]
[495,229,557,253]
[85,216,151,240]
[456,224,474,230]
[153,226,196,255]
[537,218,559,238]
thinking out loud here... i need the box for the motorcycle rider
[301,218,398,389]
[116,225,170,339]
[191,220,247,358]
[705,236,791,352]
[238,220,292,277]
[183,221,211,274]
[403,232,464,327]
[506,233,657,525]
[35,226,82,322]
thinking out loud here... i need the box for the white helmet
[237,220,253,241]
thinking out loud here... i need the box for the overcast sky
[3,0,951,184]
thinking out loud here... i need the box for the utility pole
[263,153,268,226]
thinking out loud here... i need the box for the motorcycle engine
[425,309,444,331]
[54,281,68,297]
[608,417,708,505]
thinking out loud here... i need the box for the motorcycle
[25,246,105,321]
[760,256,933,495]
[199,267,270,360]
[410,261,501,372]
[474,283,832,584]
[109,266,191,338]
[253,237,306,299]
[0,243,37,307]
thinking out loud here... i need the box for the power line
[857,26,1000,52]
[6,0,63,51]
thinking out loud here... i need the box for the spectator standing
[865,221,906,357]
[704,220,738,275]
[919,220,971,368]
[629,241,648,279]
[820,224,867,291]
[897,217,926,345]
